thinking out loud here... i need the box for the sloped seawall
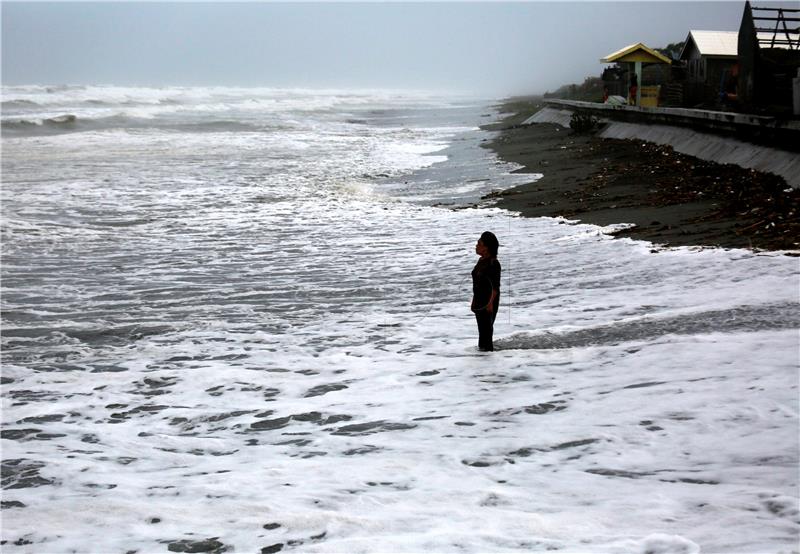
[526,102,800,189]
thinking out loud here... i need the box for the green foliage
[544,76,605,102]
[569,112,599,133]
[657,41,686,60]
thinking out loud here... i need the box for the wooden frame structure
[739,1,800,111]
[750,4,800,50]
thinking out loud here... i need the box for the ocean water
[1,85,798,554]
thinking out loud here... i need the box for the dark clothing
[475,308,498,351]
[471,258,501,311]
[471,257,501,351]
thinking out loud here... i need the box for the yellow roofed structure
[601,42,673,64]
[601,43,672,107]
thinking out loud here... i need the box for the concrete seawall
[524,101,800,189]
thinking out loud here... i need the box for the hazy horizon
[0,1,778,96]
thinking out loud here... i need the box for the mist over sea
[2,86,798,553]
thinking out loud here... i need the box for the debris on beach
[584,141,800,251]
[484,103,799,252]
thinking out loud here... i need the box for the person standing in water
[471,231,501,352]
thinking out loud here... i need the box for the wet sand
[481,97,800,253]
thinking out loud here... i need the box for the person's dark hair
[480,231,499,257]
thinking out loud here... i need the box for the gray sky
[2,1,753,95]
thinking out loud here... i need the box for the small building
[600,43,672,107]
[679,30,739,106]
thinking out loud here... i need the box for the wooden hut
[679,30,739,106]
[601,43,672,107]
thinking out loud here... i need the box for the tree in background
[657,41,686,61]
[544,75,605,102]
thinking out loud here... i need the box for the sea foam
[1,87,798,553]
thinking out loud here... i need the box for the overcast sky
[1,1,761,95]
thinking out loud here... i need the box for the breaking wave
[1,84,465,138]
[1,113,265,136]
[1,115,78,133]
[1,99,42,110]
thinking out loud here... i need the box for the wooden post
[635,61,642,106]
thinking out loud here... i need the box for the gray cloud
[2,2,755,95]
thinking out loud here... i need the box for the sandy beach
[482,97,800,253]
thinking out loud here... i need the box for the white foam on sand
[1,89,798,553]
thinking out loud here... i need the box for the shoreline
[480,97,800,253]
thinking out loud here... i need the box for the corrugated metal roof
[682,30,739,58]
